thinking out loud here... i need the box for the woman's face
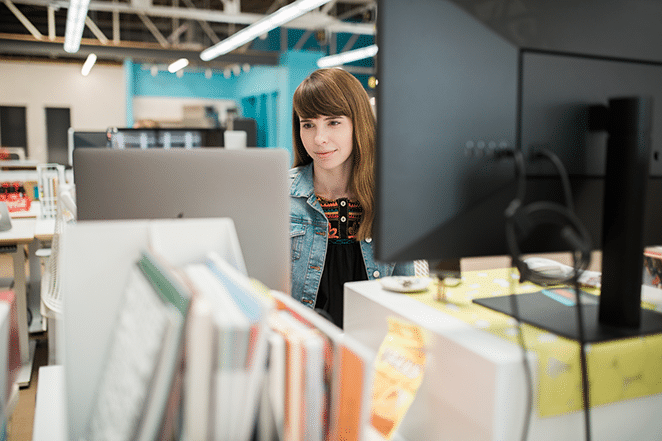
[299,115,354,173]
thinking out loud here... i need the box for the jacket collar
[289,163,315,198]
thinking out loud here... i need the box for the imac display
[374,0,662,341]
[73,148,290,293]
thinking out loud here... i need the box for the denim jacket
[289,163,414,308]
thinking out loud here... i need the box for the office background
[0,25,375,164]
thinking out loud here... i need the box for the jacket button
[373,270,380,278]
[365,237,372,243]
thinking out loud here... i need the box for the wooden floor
[6,333,47,441]
[0,252,48,441]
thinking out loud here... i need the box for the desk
[344,279,662,441]
[0,160,38,171]
[0,217,37,386]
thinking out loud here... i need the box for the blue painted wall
[131,64,237,98]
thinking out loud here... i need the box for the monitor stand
[477,97,662,343]
[474,291,662,343]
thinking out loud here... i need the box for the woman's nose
[315,127,328,144]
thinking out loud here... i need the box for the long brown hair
[292,68,376,240]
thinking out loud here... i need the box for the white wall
[0,60,126,163]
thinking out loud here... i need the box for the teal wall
[132,65,237,98]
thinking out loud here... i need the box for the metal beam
[85,16,109,45]
[341,33,358,52]
[0,35,280,66]
[293,29,313,50]
[167,23,189,44]
[9,0,376,34]
[47,5,55,40]
[180,0,220,44]
[2,0,44,40]
[137,13,170,47]
[112,0,120,43]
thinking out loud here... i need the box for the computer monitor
[73,148,290,293]
[105,127,224,149]
[374,0,662,342]
[67,129,110,166]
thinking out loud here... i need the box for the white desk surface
[34,218,55,242]
[0,218,35,244]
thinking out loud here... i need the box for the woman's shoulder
[289,163,314,196]
[289,163,311,178]
[289,165,303,179]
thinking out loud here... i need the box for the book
[83,251,191,441]
[183,253,271,441]
[270,291,375,441]
[181,291,216,441]
[259,330,286,441]
[184,263,249,441]
[0,291,19,408]
[0,302,9,425]
[206,252,272,441]
[268,307,331,441]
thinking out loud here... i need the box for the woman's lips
[316,150,335,158]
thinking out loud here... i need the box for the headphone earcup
[505,201,592,285]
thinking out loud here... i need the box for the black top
[315,196,368,328]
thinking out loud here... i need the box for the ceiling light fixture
[63,0,91,53]
[200,0,332,61]
[81,53,97,76]
[316,44,379,68]
[168,58,189,73]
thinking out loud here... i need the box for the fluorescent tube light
[200,0,332,61]
[317,44,379,68]
[81,53,97,76]
[63,0,91,53]
[168,58,189,73]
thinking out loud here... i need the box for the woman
[289,68,414,328]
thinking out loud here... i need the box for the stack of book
[81,249,376,441]
[265,291,375,441]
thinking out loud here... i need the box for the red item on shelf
[0,182,31,212]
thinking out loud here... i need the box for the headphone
[502,148,592,286]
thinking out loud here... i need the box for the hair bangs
[293,76,351,120]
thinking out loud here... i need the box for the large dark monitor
[67,129,110,165]
[374,0,662,342]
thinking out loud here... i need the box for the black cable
[507,259,533,441]
[530,148,592,441]
[499,147,533,441]
[531,147,575,211]
[499,146,593,441]
[496,147,527,203]
[571,250,592,441]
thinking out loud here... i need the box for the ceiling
[0,0,376,69]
